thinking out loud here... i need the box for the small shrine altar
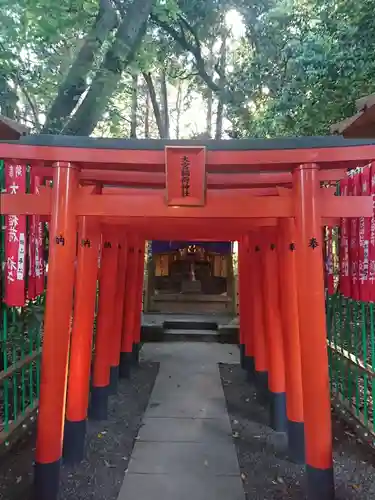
[145,241,235,314]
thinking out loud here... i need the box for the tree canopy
[1,0,374,139]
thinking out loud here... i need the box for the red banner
[28,212,36,300]
[34,176,45,296]
[27,173,45,299]
[369,163,375,301]
[4,160,27,307]
[349,173,360,300]
[359,166,371,301]
[326,227,335,295]
[28,171,37,300]
[340,177,351,297]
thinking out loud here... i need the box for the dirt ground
[220,363,375,500]
[0,361,158,500]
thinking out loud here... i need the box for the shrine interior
[146,241,235,314]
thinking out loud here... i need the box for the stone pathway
[117,342,245,500]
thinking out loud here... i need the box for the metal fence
[326,294,375,442]
[0,301,43,448]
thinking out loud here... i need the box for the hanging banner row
[3,160,45,307]
[326,161,375,302]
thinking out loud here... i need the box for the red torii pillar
[238,238,247,369]
[109,238,128,393]
[294,164,334,499]
[34,162,79,500]
[132,240,145,364]
[89,230,119,420]
[119,238,138,378]
[63,217,100,464]
[278,217,305,464]
[250,232,269,403]
[238,235,255,380]
[261,228,287,432]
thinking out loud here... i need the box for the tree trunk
[206,40,214,137]
[63,0,153,136]
[142,71,164,138]
[206,90,213,137]
[145,89,150,138]
[0,77,18,119]
[175,80,182,139]
[42,0,118,134]
[215,30,227,140]
[160,68,170,139]
[130,73,138,138]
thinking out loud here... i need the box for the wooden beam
[32,167,347,189]
[321,196,373,218]
[2,190,372,218]
[1,191,52,215]
[102,217,278,234]
[76,192,294,218]
[104,218,279,240]
[101,187,280,197]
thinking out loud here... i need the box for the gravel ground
[0,361,159,500]
[220,363,375,500]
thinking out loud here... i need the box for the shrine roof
[0,115,28,140]
[331,93,375,138]
[2,133,375,150]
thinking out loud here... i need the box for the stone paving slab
[141,341,239,365]
[149,382,225,401]
[145,397,228,418]
[151,369,225,385]
[128,441,240,475]
[118,473,245,500]
[117,342,245,500]
[138,417,233,443]
[149,372,226,399]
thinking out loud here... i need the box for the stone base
[150,293,232,314]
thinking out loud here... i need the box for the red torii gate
[1,135,375,500]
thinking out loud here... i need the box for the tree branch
[130,73,138,137]
[160,68,170,138]
[42,0,119,134]
[64,0,153,136]
[17,82,40,130]
[177,15,202,54]
[142,71,165,138]
[151,13,237,104]
[151,15,215,85]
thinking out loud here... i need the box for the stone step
[141,326,237,343]
[141,316,238,344]
[163,329,219,342]
[163,320,218,331]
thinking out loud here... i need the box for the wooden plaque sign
[165,146,206,206]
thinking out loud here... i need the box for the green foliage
[226,0,375,136]
[0,0,100,127]
[152,0,180,22]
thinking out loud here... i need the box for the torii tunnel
[1,134,375,500]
